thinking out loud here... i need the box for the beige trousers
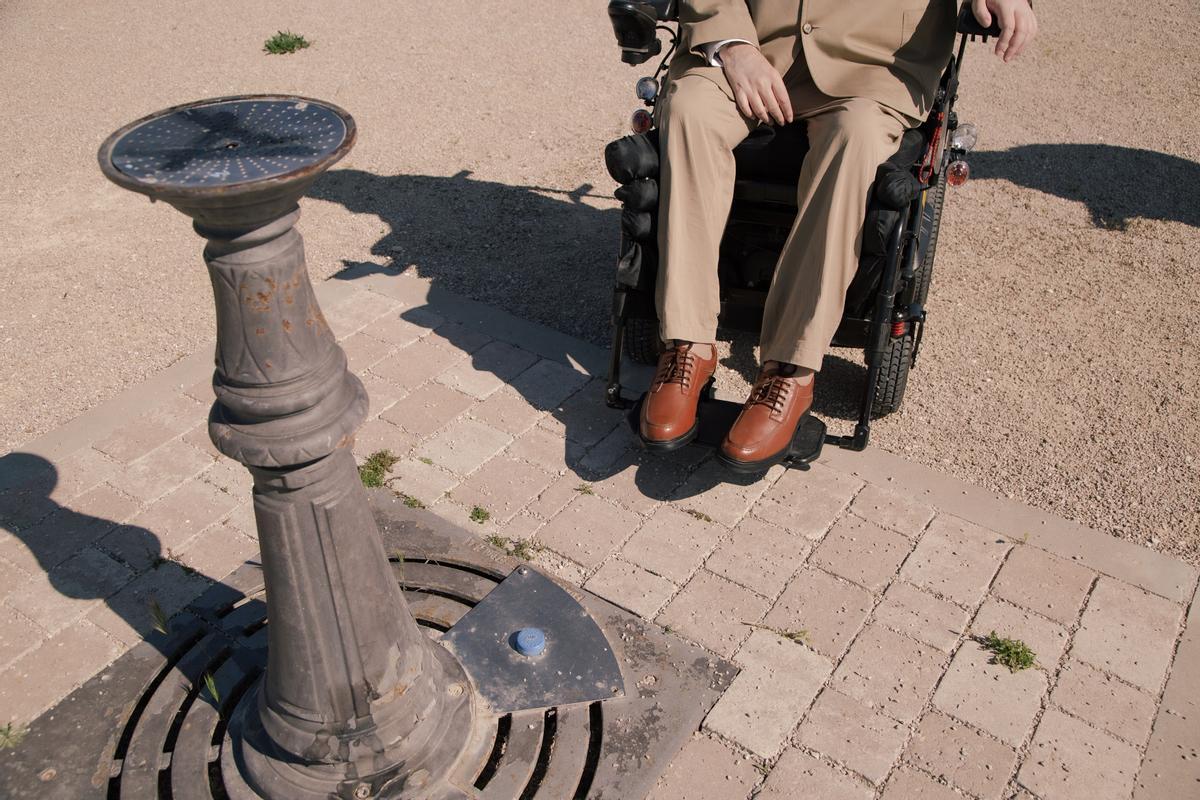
[656,66,913,371]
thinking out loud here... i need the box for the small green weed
[418,456,434,465]
[149,597,169,635]
[401,494,426,509]
[744,622,808,645]
[469,506,491,524]
[979,631,1036,672]
[0,723,25,750]
[484,535,541,561]
[201,672,221,705]
[263,31,311,55]
[359,450,399,488]
[684,508,713,523]
[575,483,594,495]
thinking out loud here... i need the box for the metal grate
[103,558,602,800]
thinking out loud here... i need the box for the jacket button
[802,22,813,34]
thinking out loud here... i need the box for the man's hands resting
[972,0,1038,62]
[720,43,793,126]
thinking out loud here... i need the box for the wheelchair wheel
[913,170,947,305]
[624,317,661,365]
[871,332,914,417]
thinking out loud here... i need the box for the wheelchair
[603,0,1000,459]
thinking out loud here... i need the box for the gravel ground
[1,1,1197,562]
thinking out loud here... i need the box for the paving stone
[535,493,639,569]
[704,629,833,757]
[323,289,399,336]
[200,458,253,497]
[508,358,590,410]
[0,621,123,725]
[370,306,435,347]
[810,515,913,592]
[0,478,57,531]
[756,749,873,800]
[763,568,873,659]
[341,331,396,373]
[1051,660,1157,746]
[505,426,587,474]
[183,374,215,403]
[798,689,909,785]
[435,499,501,536]
[87,561,213,646]
[991,545,1096,626]
[971,597,1070,670]
[584,558,676,619]
[450,455,555,523]
[1070,577,1183,692]
[849,483,935,538]
[904,710,1018,800]
[646,733,760,800]
[832,624,944,724]
[417,418,512,475]
[0,606,44,670]
[576,425,640,475]
[872,581,969,653]
[5,546,134,633]
[620,505,722,583]
[223,502,257,537]
[539,379,621,447]
[358,372,407,418]
[900,515,1010,608]
[436,341,538,399]
[388,458,460,507]
[529,548,587,586]
[706,516,810,598]
[671,460,784,528]
[933,640,1047,746]
[585,452,693,516]
[468,388,544,436]
[879,767,961,800]
[174,522,258,580]
[44,446,121,507]
[657,570,771,658]
[92,394,203,463]
[353,417,417,462]
[380,381,475,438]
[0,483,140,575]
[424,320,491,354]
[108,437,214,504]
[182,423,222,460]
[124,480,241,555]
[525,474,586,520]
[1018,707,1141,800]
[368,338,461,392]
[753,463,862,539]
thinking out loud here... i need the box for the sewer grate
[0,493,735,799]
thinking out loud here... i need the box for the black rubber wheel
[913,170,947,306]
[623,317,661,365]
[871,332,914,417]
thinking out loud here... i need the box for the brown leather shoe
[718,364,814,473]
[638,342,717,451]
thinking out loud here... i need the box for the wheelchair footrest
[626,392,826,469]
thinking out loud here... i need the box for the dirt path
[1,0,1197,561]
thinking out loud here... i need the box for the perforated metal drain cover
[0,492,734,799]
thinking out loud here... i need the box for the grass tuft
[575,483,595,495]
[684,508,714,523]
[359,450,399,488]
[418,456,434,465]
[149,597,169,635]
[484,534,541,561]
[202,672,221,705]
[743,621,808,645]
[469,506,490,524]
[979,630,1036,672]
[263,30,311,55]
[0,723,25,750]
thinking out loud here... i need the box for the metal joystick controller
[98,96,476,799]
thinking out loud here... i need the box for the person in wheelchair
[633,0,1036,471]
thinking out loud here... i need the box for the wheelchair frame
[604,1,995,453]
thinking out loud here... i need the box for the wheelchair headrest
[607,0,676,64]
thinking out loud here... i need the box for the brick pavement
[1,272,1197,798]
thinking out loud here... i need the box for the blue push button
[514,627,547,657]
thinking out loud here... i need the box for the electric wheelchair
[603,1,999,458]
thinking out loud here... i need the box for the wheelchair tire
[913,170,947,306]
[871,332,914,417]
[624,317,661,365]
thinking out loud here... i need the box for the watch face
[110,98,348,190]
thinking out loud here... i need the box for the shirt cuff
[697,38,754,67]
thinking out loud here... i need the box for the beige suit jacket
[674,0,958,121]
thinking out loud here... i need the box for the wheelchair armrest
[956,2,1004,38]
[608,0,675,65]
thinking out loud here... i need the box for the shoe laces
[747,372,793,413]
[655,345,697,389]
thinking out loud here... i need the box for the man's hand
[972,0,1038,62]
[720,43,793,126]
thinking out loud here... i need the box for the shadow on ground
[970,143,1200,230]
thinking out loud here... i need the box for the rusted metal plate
[442,566,625,715]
